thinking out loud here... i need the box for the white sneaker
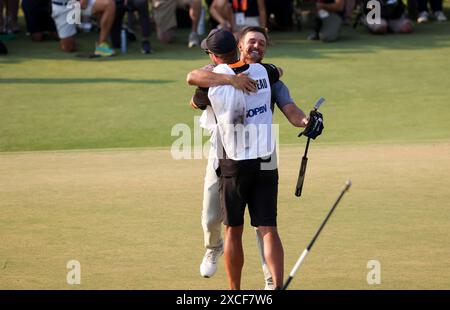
[264,277,275,290]
[262,263,274,290]
[188,32,199,48]
[200,247,223,278]
[434,11,448,22]
[417,11,429,24]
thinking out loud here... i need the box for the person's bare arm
[257,0,267,28]
[186,69,257,93]
[281,103,308,128]
[317,0,345,13]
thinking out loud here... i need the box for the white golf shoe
[200,247,223,278]
[262,263,275,290]
[264,277,275,290]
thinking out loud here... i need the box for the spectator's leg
[6,0,19,32]
[23,0,56,41]
[210,0,234,31]
[417,0,429,13]
[42,0,57,40]
[319,13,342,42]
[189,0,201,34]
[21,0,33,35]
[134,0,152,53]
[127,10,137,31]
[60,37,76,52]
[429,0,446,20]
[417,0,432,22]
[111,0,126,48]
[51,2,77,52]
[153,0,177,43]
[134,0,151,39]
[429,0,443,13]
[0,0,4,32]
[344,0,355,24]
[92,0,116,45]
[407,0,418,20]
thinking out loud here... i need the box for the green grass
[0,144,449,289]
[1,20,450,151]
[1,13,450,290]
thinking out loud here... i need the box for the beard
[244,48,264,63]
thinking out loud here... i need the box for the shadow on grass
[0,78,174,84]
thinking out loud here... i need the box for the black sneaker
[141,40,153,54]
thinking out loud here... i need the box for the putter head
[314,97,326,111]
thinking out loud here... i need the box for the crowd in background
[0,0,448,56]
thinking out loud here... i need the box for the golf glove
[301,110,324,139]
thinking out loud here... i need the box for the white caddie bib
[208,63,275,160]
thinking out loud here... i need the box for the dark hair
[238,26,269,43]
[215,49,239,64]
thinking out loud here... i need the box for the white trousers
[201,148,271,280]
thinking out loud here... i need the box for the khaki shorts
[153,0,194,34]
[52,0,96,39]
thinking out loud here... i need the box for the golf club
[283,180,352,290]
[295,97,325,197]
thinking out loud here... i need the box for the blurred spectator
[152,0,202,48]
[307,0,345,42]
[205,0,220,29]
[111,0,127,49]
[22,0,57,42]
[209,0,267,34]
[51,0,116,56]
[111,0,153,54]
[265,0,294,31]
[344,0,355,25]
[417,0,447,23]
[362,0,413,34]
[0,0,20,33]
[406,0,418,20]
[209,0,235,31]
[231,0,267,31]
[125,0,152,53]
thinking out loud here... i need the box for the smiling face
[238,31,267,64]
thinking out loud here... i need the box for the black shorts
[22,0,56,34]
[218,158,278,227]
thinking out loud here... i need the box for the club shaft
[303,137,311,157]
[289,249,309,277]
[307,185,348,251]
[295,157,308,197]
[283,181,351,290]
[282,249,309,290]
